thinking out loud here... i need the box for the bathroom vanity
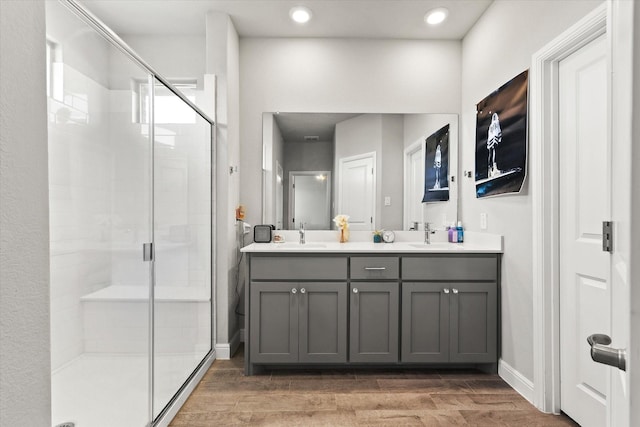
[241,236,502,375]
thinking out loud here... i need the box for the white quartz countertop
[241,230,503,254]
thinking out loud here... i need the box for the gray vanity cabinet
[249,256,348,366]
[250,281,347,364]
[449,282,497,363]
[349,282,399,363]
[299,282,348,363]
[349,256,400,363]
[245,252,500,374]
[401,255,498,364]
[249,282,298,363]
[401,282,450,363]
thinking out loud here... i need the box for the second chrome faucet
[424,222,436,244]
[299,222,305,244]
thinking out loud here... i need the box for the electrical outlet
[480,213,488,230]
[384,196,391,206]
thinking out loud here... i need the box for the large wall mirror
[262,112,458,231]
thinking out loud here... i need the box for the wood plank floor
[170,346,578,426]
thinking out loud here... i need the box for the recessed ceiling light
[289,6,313,24]
[424,7,449,26]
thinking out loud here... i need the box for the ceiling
[274,113,362,143]
[79,0,493,40]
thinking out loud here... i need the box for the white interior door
[559,34,610,427]
[404,141,424,230]
[338,153,375,231]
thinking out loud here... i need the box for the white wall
[460,0,603,382]
[206,12,241,347]
[240,38,462,230]
[123,35,206,88]
[0,1,51,425]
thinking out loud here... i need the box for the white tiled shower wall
[49,61,114,370]
[48,13,211,372]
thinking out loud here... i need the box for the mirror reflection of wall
[262,112,458,231]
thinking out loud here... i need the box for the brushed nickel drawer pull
[364,267,386,271]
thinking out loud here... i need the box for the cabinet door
[250,282,298,363]
[298,282,348,363]
[350,282,399,363]
[449,282,497,363]
[401,282,449,363]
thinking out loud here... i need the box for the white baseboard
[499,359,535,404]
[214,329,241,360]
[240,328,245,342]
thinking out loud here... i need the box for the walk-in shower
[46,1,215,425]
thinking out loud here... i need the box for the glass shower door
[151,78,212,419]
[47,1,153,425]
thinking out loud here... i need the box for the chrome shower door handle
[587,333,626,371]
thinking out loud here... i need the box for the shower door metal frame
[56,1,217,426]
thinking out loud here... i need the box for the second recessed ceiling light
[290,6,313,24]
[424,7,449,25]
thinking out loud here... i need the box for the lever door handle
[587,334,626,371]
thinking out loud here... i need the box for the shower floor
[52,352,204,427]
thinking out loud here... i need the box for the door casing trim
[530,2,607,415]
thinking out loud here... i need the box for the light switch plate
[384,196,391,206]
[480,213,488,230]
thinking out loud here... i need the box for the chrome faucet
[299,222,305,244]
[424,222,436,244]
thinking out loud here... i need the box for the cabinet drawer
[251,256,347,280]
[351,257,399,280]
[402,256,497,281]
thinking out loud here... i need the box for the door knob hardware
[587,333,626,371]
[443,288,450,294]
[291,288,297,294]
[300,288,306,294]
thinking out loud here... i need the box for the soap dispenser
[448,222,457,243]
[456,221,464,243]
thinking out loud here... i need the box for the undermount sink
[408,242,454,249]
[273,242,327,249]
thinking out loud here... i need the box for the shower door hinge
[602,221,613,253]
[143,243,154,261]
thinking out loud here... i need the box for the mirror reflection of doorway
[337,152,376,231]
[288,171,331,230]
[403,140,424,230]
[275,162,284,229]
